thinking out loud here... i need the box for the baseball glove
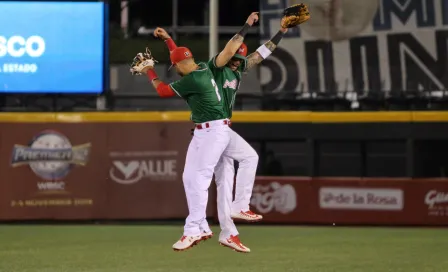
[281,3,310,28]
[130,47,158,75]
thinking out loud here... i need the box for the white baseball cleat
[172,235,202,252]
[219,235,250,253]
[201,230,213,241]
[231,210,263,222]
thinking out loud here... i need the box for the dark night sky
[108,0,259,26]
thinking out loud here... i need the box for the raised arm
[153,27,178,53]
[245,28,288,71]
[214,12,259,68]
[244,4,310,70]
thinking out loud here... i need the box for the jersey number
[211,79,221,101]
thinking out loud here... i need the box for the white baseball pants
[182,120,231,236]
[214,129,258,240]
[182,121,258,238]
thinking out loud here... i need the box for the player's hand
[130,48,158,75]
[246,12,259,26]
[153,27,171,41]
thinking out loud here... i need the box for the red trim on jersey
[156,82,175,97]
[165,38,178,52]
[147,69,158,81]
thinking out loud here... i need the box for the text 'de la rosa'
[319,187,404,211]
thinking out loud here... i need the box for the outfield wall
[250,177,448,226]
[0,112,447,225]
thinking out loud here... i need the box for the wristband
[256,44,272,59]
[147,69,158,81]
[271,30,284,46]
[237,23,251,37]
[165,38,177,52]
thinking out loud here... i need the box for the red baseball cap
[233,43,248,61]
[169,47,193,70]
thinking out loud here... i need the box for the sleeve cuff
[256,44,272,59]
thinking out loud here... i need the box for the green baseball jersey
[207,55,247,119]
[169,62,226,123]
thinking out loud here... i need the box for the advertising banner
[105,122,204,219]
[250,177,312,223]
[259,0,448,94]
[0,2,106,93]
[0,114,447,225]
[0,121,217,220]
[0,124,107,220]
[250,177,448,226]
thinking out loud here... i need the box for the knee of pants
[216,178,228,191]
[182,169,194,186]
[215,167,233,186]
[194,168,214,191]
[242,149,259,167]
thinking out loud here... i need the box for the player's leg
[172,137,203,251]
[215,156,237,240]
[182,138,195,211]
[199,217,213,240]
[178,125,231,250]
[186,126,213,240]
[224,129,262,222]
[215,156,250,253]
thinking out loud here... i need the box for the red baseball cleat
[219,235,250,253]
[172,235,202,251]
[231,210,263,222]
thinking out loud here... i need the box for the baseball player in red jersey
[154,13,289,252]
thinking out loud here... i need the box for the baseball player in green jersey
[143,12,259,253]
[130,17,263,251]
[153,12,288,253]
[130,46,234,252]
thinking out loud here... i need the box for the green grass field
[0,224,446,272]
